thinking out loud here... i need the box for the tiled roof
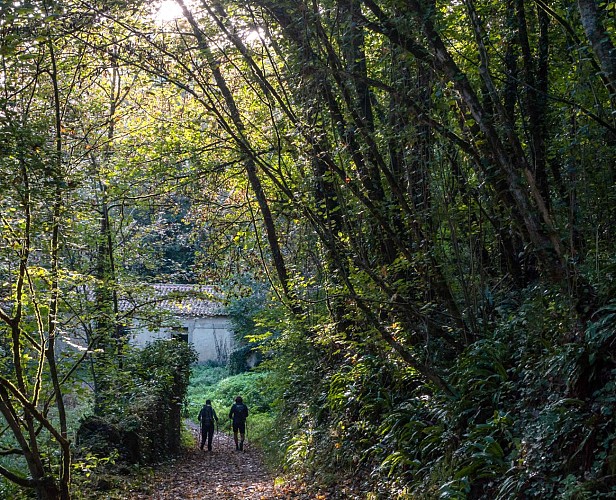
[118,283,226,318]
[148,284,226,317]
[0,283,226,319]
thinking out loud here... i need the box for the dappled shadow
[122,421,309,499]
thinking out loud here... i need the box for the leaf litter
[119,424,323,499]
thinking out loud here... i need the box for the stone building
[128,284,234,364]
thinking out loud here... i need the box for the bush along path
[121,421,314,499]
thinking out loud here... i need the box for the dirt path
[122,422,310,499]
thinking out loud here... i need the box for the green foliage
[1,0,615,497]
[268,291,616,498]
[0,479,29,500]
[188,370,270,420]
[225,277,269,340]
[75,339,197,470]
[225,278,272,374]
[189,363,230,388]
[71,451,119,493]
[187,364,277,457]
[126,196,201,283]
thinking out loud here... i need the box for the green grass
[187,365,276,451]
[189,364,229,387]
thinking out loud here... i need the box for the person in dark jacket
[229,396,249,451]
[198,399,219,451]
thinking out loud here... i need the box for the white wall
[189,316,234,364]
[130,316,234,364]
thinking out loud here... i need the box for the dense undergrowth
[187,364,278,460]
[256,286,616,498]
[0,339,196,499]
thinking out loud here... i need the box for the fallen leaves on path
[121,425,316,499]
[84,422,367,499]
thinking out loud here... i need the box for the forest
[0,0,615,498]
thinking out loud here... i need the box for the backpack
[234,403,248,422]
[201,405,214,426]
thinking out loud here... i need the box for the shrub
[187,365,276,449]
[75,339,197,466]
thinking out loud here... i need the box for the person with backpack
[229,396,249,451]
[198,399,219,451]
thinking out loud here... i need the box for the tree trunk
[178,0,298,311]
[577,0,616,95]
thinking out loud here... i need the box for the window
[171,326,189,342]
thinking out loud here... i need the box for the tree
[2,0,613,496]
[0,2,75,496]
[106,0,615,495]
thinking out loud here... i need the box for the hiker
[229,396,249,451]
[198,399,219,451]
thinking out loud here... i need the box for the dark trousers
[200,424,214,450]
